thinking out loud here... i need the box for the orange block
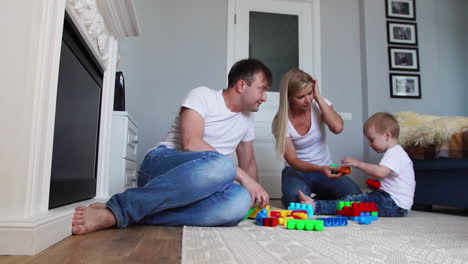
[338,166,351,174]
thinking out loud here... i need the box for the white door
[227,0,321,198]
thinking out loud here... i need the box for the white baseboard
[0,198,107,255]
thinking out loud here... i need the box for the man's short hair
[227,58,272,88]
[364,112,400,138]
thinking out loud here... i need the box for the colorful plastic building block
[249,205,271,219]
[287,219,324,231]
[330,164,351,175]
[263,217,279,227]
[366,178,381,189]
[254,209,269,226]
[288,203,314,217]
[336,202,378,217]
[278,216,294,226]
[338,166,351,174]
[330,163,340,174]
[317,217,348,227]
[270,211,282,218]
[290,211,308,219]
[244,207,257,220]
[355,216,373,224]
[270,210,293,217]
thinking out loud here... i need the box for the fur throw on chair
[395,111,468,148]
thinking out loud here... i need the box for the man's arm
[235,140,269,208]
[179,107,216,152]
[236,140,258,182]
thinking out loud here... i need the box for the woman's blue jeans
[281,166,362,208]
[315,190,409,217]
[106,146,252,228]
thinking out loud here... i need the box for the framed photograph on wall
[387,21,418,45]
[389,73,421,98]
[386,0,416,20]
[388,47,419,71]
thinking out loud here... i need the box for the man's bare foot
[298,189,315,208]
[89,202,106,209]
[72,206,117,235]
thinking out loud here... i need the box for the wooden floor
[0,225,182,264]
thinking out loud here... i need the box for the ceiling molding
[96,0,141,40]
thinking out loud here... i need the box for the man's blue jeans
[281,166,362,208]
[315,189,409,217]
[106,146,252,228]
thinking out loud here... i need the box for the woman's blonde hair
[272,68,315,155]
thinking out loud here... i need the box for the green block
[296,222,305,230]
[372,211,379,216]
[337,201,345,211]
[244,207,257,220]
[287,219,325,231]
[287,221,296,230]
[314,220,324,231]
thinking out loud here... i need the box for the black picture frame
[387,21,418,46]
[388,46,419,71]
[385,0,416,20]
[389,73,421,99]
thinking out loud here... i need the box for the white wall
[319,0,366,185]
[119,0,468,186]
[363,0,468,163]
[119,0,228,166]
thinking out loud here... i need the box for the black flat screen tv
[114,71,125,111]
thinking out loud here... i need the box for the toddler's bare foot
[72,206,116,235]
[89,202,106,209]
[298,189,315,208]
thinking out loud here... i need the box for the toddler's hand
[342,157,361,167]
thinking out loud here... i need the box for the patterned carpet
[182,210,468,264]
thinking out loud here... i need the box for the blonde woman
[272,69,361,208]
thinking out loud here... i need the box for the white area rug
[182,210,468,264]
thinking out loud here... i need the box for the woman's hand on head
[312,78,321,100]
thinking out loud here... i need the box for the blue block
[356,216,373,224]
[255,209,269,226]
[317,217,348,227]
[288,202,314,217]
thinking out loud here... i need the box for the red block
[367,179,381,189]
[337,202,379,216]
[270,211,281,218]
[263,218,279,227]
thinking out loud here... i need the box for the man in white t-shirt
[299,112,416,217]
[72,59,273,234]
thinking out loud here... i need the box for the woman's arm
[313,80,343,134]
[284,137,344,179]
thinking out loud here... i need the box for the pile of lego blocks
[248,201,379,231]
[250,203,349,231]
[336,201,379,224]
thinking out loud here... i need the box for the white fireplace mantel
[0,0,139,255]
